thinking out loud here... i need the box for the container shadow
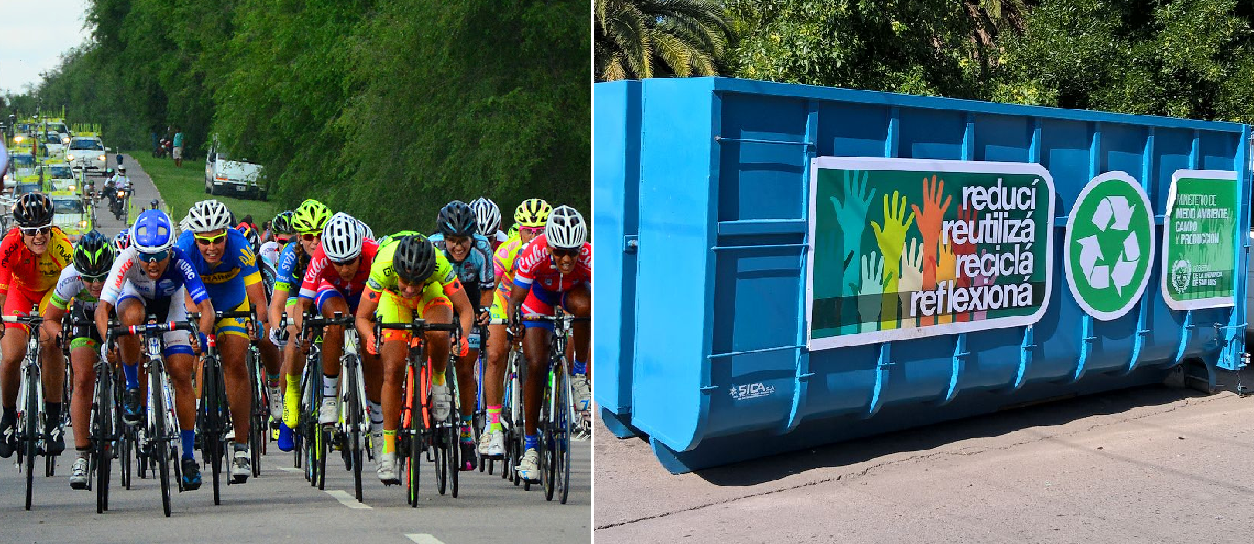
[694,383,1210,487]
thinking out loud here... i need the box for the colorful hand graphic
[935,242,957,324]
[855,251,890,333]
[898,238,924,327]
[911,175,952,288]
[872,190,914,329]
[830,170,876,296]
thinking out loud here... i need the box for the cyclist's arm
[356,288,381,349]
[268,287,289,335]
[507,282,527,324]
[244,278,269,334]
[94,301,113,341]
[194,297,216,338]
[449,285,475,343]
[42,303,67,345]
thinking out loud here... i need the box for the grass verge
[126,150,279,223]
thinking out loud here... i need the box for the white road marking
[406,535,446,544]
[324,489,372,509]
[275,466,302,472]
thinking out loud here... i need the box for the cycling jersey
[101,246,209,306]
[0,226,74,296]
[49,263,102,311]
[176,228,261,311]
[514,234,591,293]
[367,237,463,343]
[428,232,494,306]
[298,238,380,309]
[274,240,309,293]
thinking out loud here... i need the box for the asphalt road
[92,153,164,236]
[0,156,591,542]
[595,378,1254,543]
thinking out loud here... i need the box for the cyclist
[469,197,507,252]
[177,200,273,482]
[290,213,381,435]
[41,231,114,489]
[355,233,474,484]
[95,210,217,490]
[272,200,330,451]
[479,198,550,459]
[0,193,74,459]
[428,200,495,469]
[239,221,283,438]
[508,205,590,483]
[272,210,295,244]
[113,230,130,252]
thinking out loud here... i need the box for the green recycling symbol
[1063,171,1155,321]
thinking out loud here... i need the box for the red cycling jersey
[297,238,380,299]
[513,234,591,293]
[0,226,73,297]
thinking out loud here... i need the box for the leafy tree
[595,0,733,81]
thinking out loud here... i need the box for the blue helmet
[131,210,175,252]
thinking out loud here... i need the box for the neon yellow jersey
[366,237,459,295]
[493,233,529,297]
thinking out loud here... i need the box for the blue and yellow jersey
[176,228,261,310]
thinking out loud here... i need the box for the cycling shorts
[214,300,251,339]
[521,282,588,332]
[116,284,193,356]
[314,285,362,315]
[3,287,54,332]
[490,290,508,325]
[374,288,452,346]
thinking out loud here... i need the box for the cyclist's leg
[215,304,252,446]
[157,288,198,460]
[561,283,591,412]
[521,286,557,438]
[37,290,65,406]
[375,291,413,481]
[68,342,97,451]
[281,297,303,427]
[0,288,38,422]
[481,291,509,453]
[317,288,348,384]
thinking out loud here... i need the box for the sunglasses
[138,249,170,263]
[551,247,579,258]
[81,273,108,283]
[301,233,320,242]
[194,232,228,246]
[329,256,358,266]
[20,226,51,236]
[520,227,544,235]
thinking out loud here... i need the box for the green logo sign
[1161,170,1238,310]
[1063,172,1155,321]
[807,157,1055,350]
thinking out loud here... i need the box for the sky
[0,0,92,95]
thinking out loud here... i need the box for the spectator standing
[172,129,184,167]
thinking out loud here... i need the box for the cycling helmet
[357,219,374,241]
[113,230,130,251]
[13,192,53,228]
[545,205,587,249]
[118,165,127,175]
[272,210,294,235]
[469,197,501,236]
[291,199,332,234]
[184,199,232,232]
[237,223,260,253]
[149,199,159,210]
[437,200,477,237]
[514,198,552,228]
[131,209,175,252]
[322,212,364,263]
[73,230,116,277]
[393,235,437,284]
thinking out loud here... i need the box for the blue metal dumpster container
[594,77,1252,474]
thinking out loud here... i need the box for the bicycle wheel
[405,364,422,507]
[558,366,572,505]
[345,356,364,502]
[95,373,113,513]
[448,370,460,498]
[24,367,39,511]
[202,358,222,506]
[248,351,264,477]
[152,373,172,518]
[117,373,132,490]
[540,385,556,501]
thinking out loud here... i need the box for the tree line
[3,0,589,233]
[596,0,1254,123]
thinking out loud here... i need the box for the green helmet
[73,230,116,277]
[291,199,331,234]
[514,198,551,228]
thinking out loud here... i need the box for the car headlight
[69,185,76,191]
[62,138,69,144]
[78,220,87,228]
[98,155,105,162]
[14,136,23,143]
[66,154,74,161]
[117,191,125,198]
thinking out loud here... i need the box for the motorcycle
[109,181,130,221]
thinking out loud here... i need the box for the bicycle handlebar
[376,320,458,333]
[110,321,198,335]
[1,315,43,325]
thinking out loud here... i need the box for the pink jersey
[298,238,380,299]
[513,234,590,293]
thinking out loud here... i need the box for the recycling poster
[807,157,1056,350]
[1161,170,1239,311]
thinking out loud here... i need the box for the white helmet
[545,206,587,249]
[356,218,374,241]
[469,197,501,236]
[323,212,364,263]
[184,199,232,233]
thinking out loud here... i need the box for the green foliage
[595,0,733,81]
[9,0,589,235]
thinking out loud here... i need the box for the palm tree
[595,0,733,81]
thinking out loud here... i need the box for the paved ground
[595,379,1254,543]
[0,156,591,542]
[93,153,163,236]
